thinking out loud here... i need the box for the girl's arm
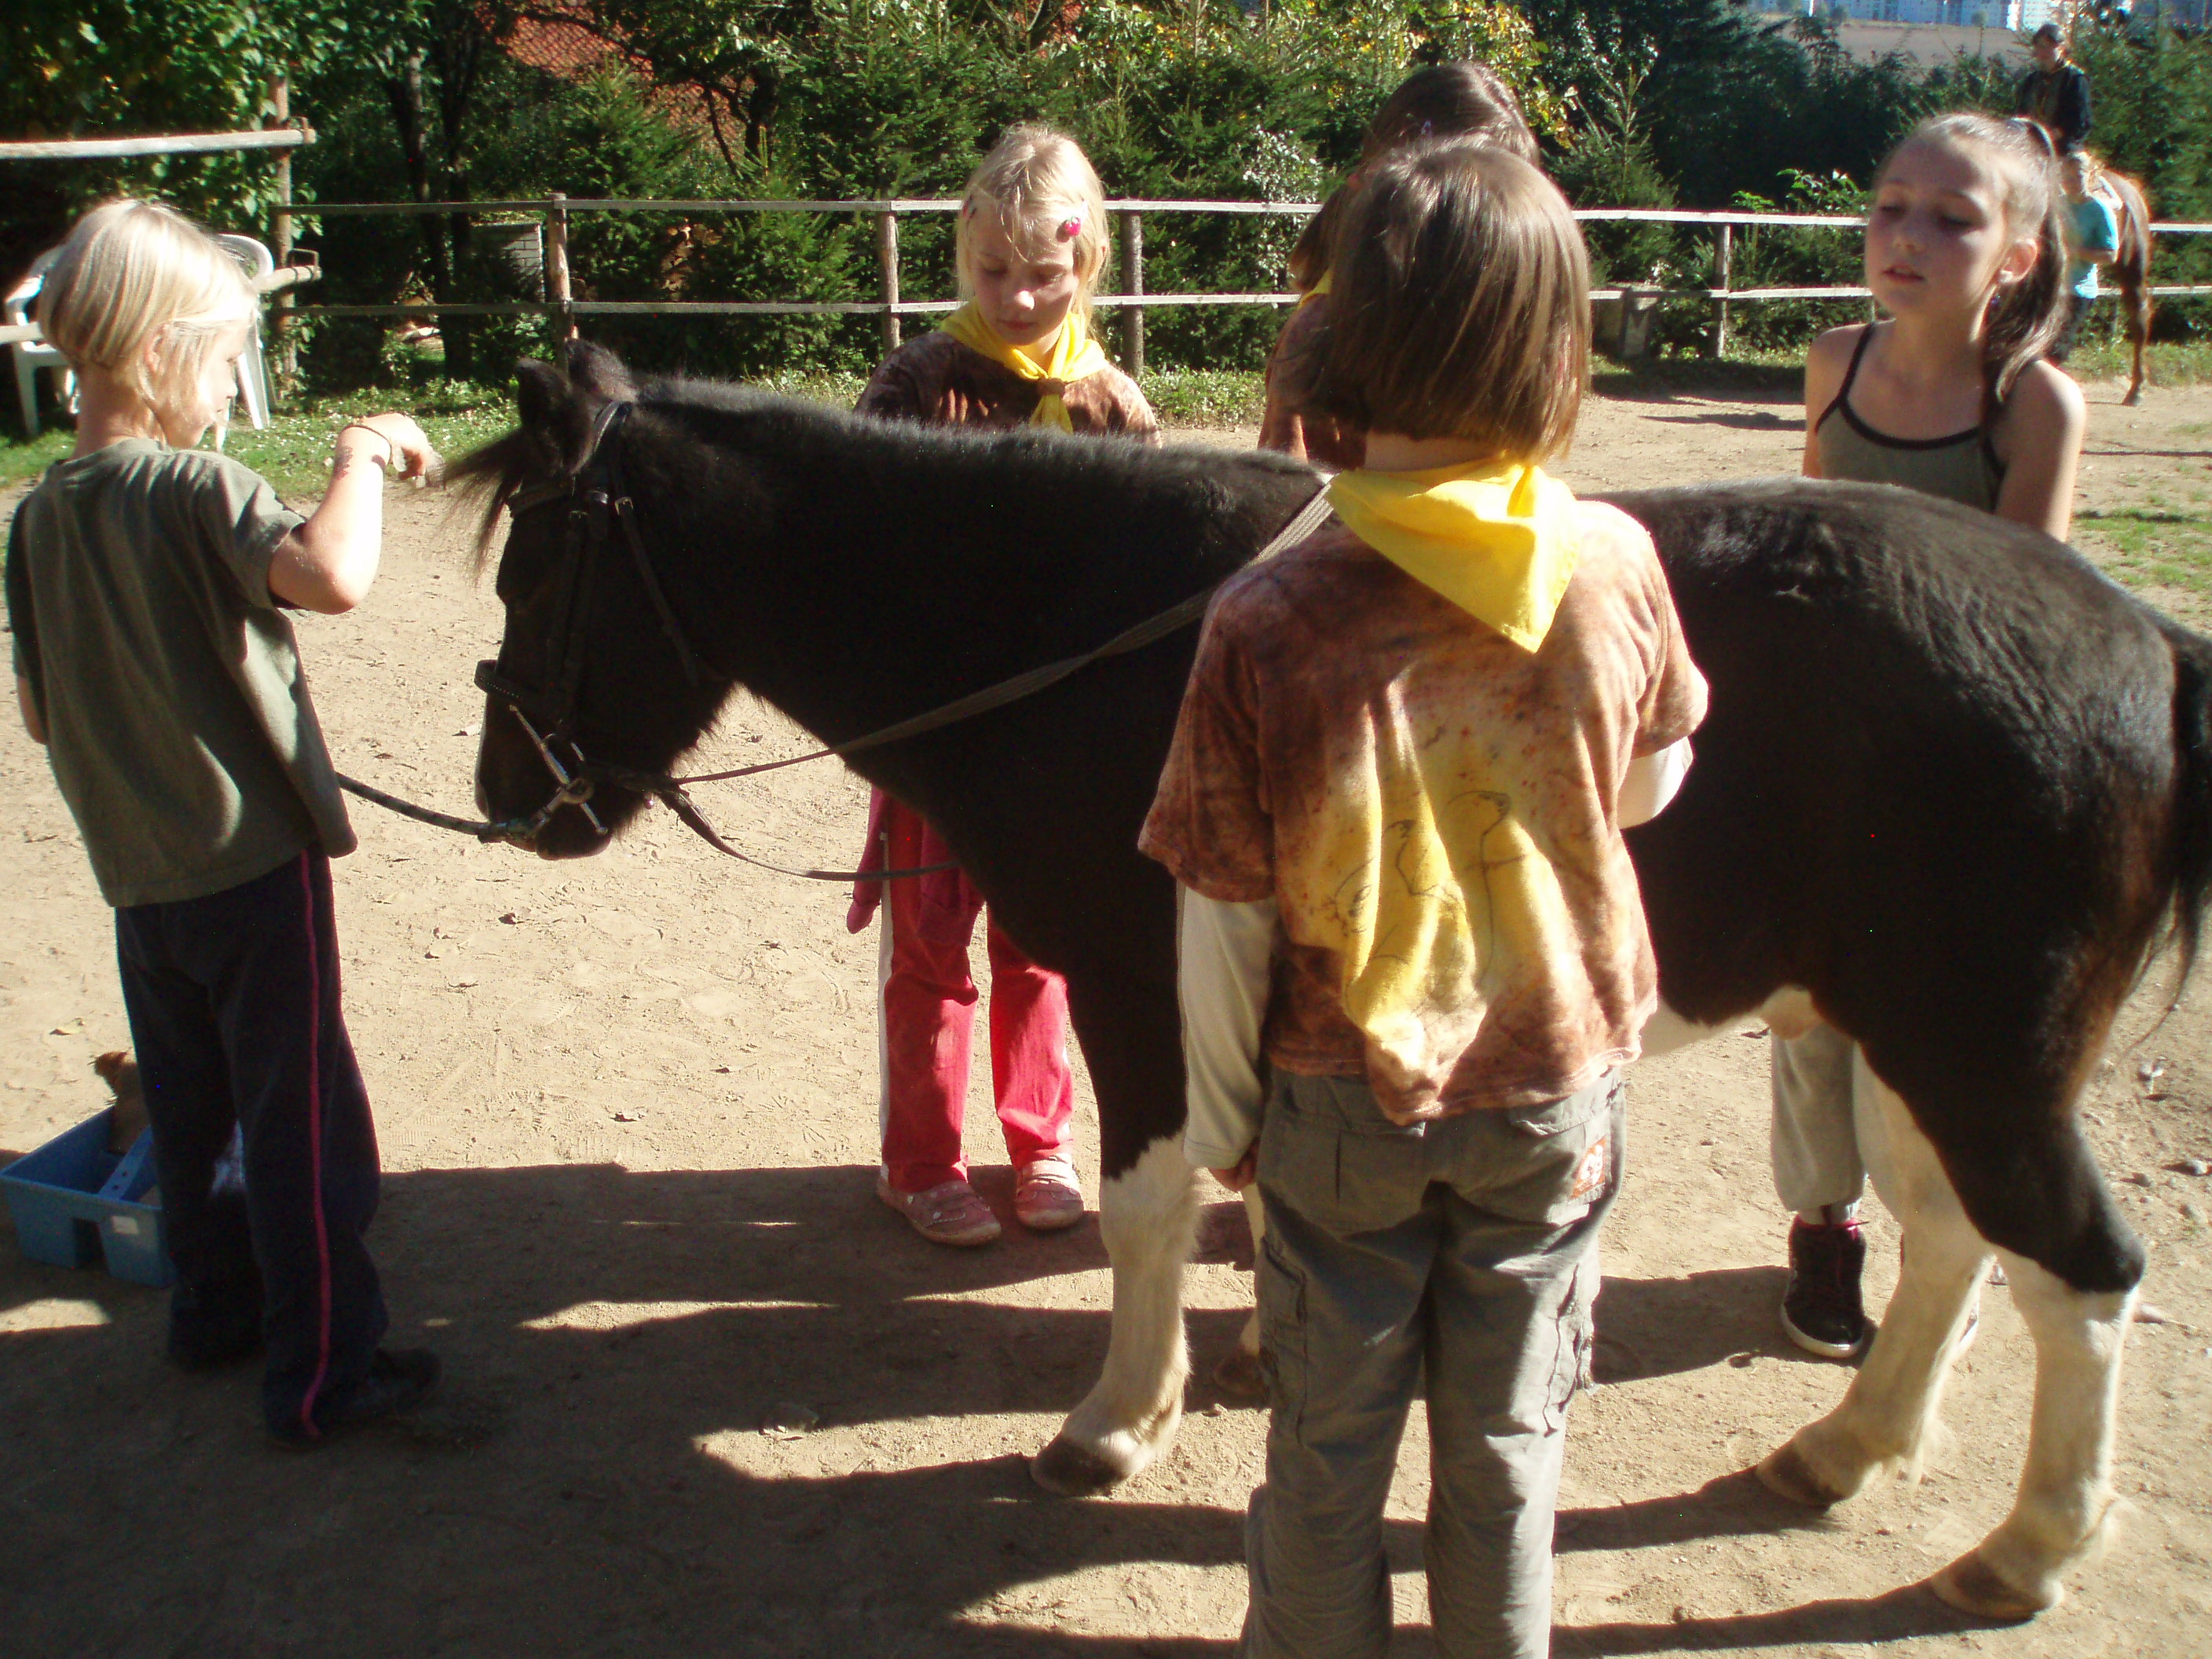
[1994,361,2089,541]
[268,413,435,613]
[1800,326,1862,479]
[1177,887,1278,1185]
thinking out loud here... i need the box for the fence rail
[254,192,2212,372]
[0,129,309,162]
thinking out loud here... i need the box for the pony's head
[454,339,731,857]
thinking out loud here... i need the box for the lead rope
[340,480,1334,876]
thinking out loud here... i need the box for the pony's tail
[2159,622,2212,994]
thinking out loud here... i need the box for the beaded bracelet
[336,422,396,469]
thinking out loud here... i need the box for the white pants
[1771,1023,1864,1215]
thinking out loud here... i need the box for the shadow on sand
[0,1160,1978,1656]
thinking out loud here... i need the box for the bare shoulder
[1808,323,1868,370]
[1999,359,2088,454]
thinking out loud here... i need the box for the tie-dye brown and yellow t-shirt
[1139,505,1705,1123]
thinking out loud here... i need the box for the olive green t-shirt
[5,439,355,907]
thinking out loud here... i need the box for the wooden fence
[273,194,2212,372]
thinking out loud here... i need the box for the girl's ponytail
[1983,183,2069,405]
[1980,118,2069,405]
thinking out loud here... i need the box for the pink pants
[852,795,1074,1194]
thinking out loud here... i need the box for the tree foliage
[10,0,2212,386]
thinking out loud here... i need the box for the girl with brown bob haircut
[1141,135,1702,1659]
[1307,141,1588,461]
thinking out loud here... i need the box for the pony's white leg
[1211,1185,1270,1397]
[1759,1063,1989,1507]
[1928,1249,2134,1620]
[1031,1136,1199,1495]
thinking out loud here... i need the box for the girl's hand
[1210,1144,1259,1192]
[340,412,439,482]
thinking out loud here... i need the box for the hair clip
[1058,215,1082,240]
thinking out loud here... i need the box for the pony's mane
[448,374,795,562]
[448,371,1306,576]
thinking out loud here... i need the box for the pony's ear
[515,358,569,437]
[512,357,594,475]
[565,338,637,404]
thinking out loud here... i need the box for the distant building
[1741,0,2056,24]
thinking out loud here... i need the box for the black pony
[460,342,2212,1624]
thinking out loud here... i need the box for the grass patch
[2074,496,2212,596]
[1142,368,1266,428]
[0,383,522,504]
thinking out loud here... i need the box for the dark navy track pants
[115,848,387,1438]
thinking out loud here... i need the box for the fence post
[269,73,297,395]
[1710,222,1733,360]
[879,211,901,353]
[1121,211,1144,379]
[545,192,575,346]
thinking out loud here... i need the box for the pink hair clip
[1058,214,1082,240]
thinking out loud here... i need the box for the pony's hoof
[1212,1345,1268,1401]
[1928,1549,2056,1622]
[2122,391,2144,408]
[1755,1440,1848,1509]
[1030,1435,1127,1497]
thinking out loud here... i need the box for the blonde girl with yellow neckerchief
[1139,143,1705,1659]
[848,126,1155,1252]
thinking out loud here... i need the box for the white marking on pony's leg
[1930,1251,2134,1619]
[1238,1185,1266,1359]
[1642,991,1817,1061]
[1033,1136,1197,1494]
[1761,1065,1988,1507]
[1638,1001,1727,1059]
[1208,1184,1270,1401]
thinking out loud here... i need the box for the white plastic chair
[6,234,276,438]
[214,234,274,431]
[6,250,71,439]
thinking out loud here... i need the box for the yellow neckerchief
[1325,459,1582,653]
[1301,458,1586,1112]
[1295,271,1332,311]
[940,302,1111,433]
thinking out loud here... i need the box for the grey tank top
[1814,329,2004,513]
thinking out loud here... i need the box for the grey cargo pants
[1243,1068,1624,1659]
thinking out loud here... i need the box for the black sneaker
[269,1348,441,1449]
[1781,1218,1870,1360]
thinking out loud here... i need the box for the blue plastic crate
[0,1108,173,1287]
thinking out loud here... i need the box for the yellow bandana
[1325,460,1583,653]
[940,302,1112,433]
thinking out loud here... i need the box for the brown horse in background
[2097,162,2155,405]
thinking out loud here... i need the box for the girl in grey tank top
[1776,112,2089,1367]
[1813,327,2005,513]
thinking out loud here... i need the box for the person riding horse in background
[848,125,1158,1249]
[2017,23,2091,156]
[2052,148,2122,364]
[1258,60,1540,471]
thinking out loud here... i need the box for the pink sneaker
[876,1174,1001,1247]
[1014,1157,1085,1232]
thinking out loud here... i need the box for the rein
[341,402,1332,881]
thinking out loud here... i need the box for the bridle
[339,400,1334,881]
[472,400,734,853]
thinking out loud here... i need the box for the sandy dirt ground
[3,378,2210,1657]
